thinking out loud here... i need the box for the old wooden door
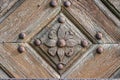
[0,0,120,78]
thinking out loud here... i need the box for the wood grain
[108,0,120,12]
[0,43,60,78]
[30,13,92,75]
[65,44,120,78]
[0,0,61,43]
[62,0,120,43]
[94,0,120,28]
[0,0,18,18]
[0,68,9,78]
[0,0,25,23]
[111,68,120,78]
[0,0,119,78]
[101,0,120,19]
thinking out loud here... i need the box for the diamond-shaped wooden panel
[30,13,92,75]
[0,0,120,78]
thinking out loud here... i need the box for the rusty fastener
[81,40,88,47]
[50,0,57,7]
[95,32,102,40]
[18,46,25,53]
[34,39,41,46]
[57,63,64,70]
[57,39,66,47]
[19,32,26,39]
[58,17,65,23]
[64,1,71,7]
[96,46,103,54]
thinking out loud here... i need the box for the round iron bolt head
[50,0,57,7]
[96,46,103,54]
[57,39,66,47]
[81,40,88,47]
[64,1,71,7]
[57,63,64,70]
[18,46,25,53]
[58,17,65,23]
[34,39,41,46]
[95,32,102,40]
[19,33,26,39]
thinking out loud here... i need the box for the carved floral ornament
[32,16,90,70]
[36,18,88,69]
[45,25,80,62]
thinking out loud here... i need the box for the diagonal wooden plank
[0,0,61,43]
[94,0,120,28]
[0,68,10,78]
[0,0,18,18]
[108,0,120,12]
[0,0,25,23]
[0,43,60,78]
[111,68,120,78]
[62,0,120,43]
[0,64,14,78]
[65,44,120,78]
[101,0,120,20]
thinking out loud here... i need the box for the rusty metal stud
[81,40,88,47]
[95,32,102,40]
[64,1,71,7]
[34,39,41,46]
[18,46,25,53]
[57,39,66,47]
[50,0,57,7]
[57,63,64,70]
[58,17,65,23]
[96,46,103,54]
[19,32,26,39]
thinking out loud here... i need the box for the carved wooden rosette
[30,13,92,75]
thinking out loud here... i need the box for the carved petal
[48,29,57,39]
[66,39,78,47]
[65,31,74,40]
[45,39,57,47]
[57,48,64,62]
[65,48,74,57]
[58,26,66,39]
[48,47,57,56]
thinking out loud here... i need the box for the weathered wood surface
[0,0,18,18]
[108,0,120,12]
[108,0,120,20]
[111,68,120,78]
[65,44,120,78]
[0,0,25,23]
[101,0,120,20]
[0,68,9,78]
[94,0,120,28]
[0,43,60,78]
[0,0,120,78]
[0,0,61,43]
[62,0,120,43]
[30,13,92,75]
